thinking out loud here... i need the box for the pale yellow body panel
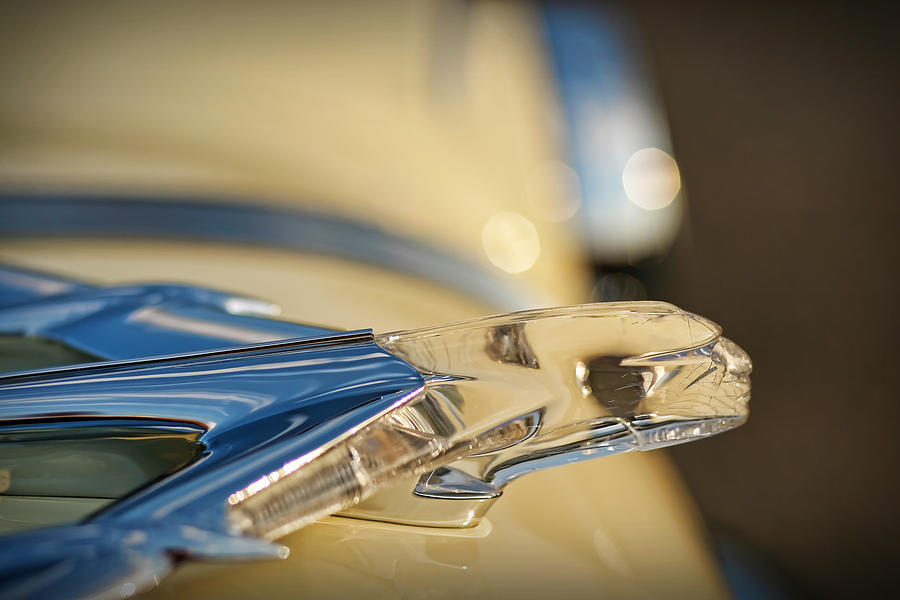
[0,0,588,307]
[149,455,727,600]
[0,1,729,597]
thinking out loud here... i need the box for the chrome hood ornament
[0,265,750,599]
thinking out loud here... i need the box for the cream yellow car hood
[0,2,730,597]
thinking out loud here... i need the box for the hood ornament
[0,266,750,599]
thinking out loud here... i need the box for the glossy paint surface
[148,453,729,599]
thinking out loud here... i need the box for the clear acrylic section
[227,302,751,537]
[381,302,751,491]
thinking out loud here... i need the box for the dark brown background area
[625,2,899,597]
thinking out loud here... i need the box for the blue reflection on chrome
[0,265,426,599]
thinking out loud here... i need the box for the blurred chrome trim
[0,194,538,310]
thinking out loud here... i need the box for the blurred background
[630,2,899,598]
[0,1,897,598]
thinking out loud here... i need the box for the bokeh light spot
[481,212,541,274]
[621,147,681,210]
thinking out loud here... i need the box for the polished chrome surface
[0,332,424,599]
[0,265,431,597]
[0,263,336,359]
